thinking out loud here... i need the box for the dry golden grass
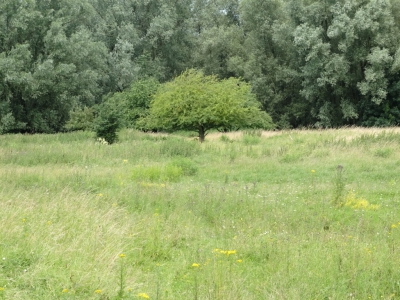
[206,126,400,141]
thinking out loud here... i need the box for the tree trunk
[198,125,205,143]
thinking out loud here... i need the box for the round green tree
[146,69,274,142]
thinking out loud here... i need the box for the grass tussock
[1,127,400,299]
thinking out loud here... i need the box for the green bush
[105,78,160,129]
[93,103,121,144]
[64,106,94,131]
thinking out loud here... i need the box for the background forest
[1,0,400,134]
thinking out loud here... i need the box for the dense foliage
[1,0,399,133]
[104,78,160,129]
[147,69,273,141]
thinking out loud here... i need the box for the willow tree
[146,69,274,142]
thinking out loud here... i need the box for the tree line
[1,0,400,134]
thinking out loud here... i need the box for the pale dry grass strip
[205,127,400,141]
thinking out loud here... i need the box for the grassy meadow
[1,128,400,299]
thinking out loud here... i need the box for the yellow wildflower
[119,253,126,258]
[94,289,102,294]
[0,287,4,291]
[237,259,243,263]
[62,288,68,293]
[138,292,150,299]
[46,221,52,225]
[22,218,26,222]
[391,224,397,229]
[192,263,200,267]
[219,250,236,256]
[123,159,128,163]
[344,191,379,210]
[311,170,315,173]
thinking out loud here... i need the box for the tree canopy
[146,69,274,141]
[1,0,400,133]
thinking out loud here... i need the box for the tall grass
[1,128,400,299]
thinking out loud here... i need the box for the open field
[1,128,400,299]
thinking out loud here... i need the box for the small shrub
[93,103,121,144]
[64,106,94,131]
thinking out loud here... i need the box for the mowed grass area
[1,128,400,300]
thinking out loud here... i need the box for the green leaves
[104,77,160,129]
[290,0,400,127]
[1,0,400,133]
[357,48,393,104]
[146,69,274,142]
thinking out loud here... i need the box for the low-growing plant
[243,129,262,137]
[168,157,198,176]
[159,138,200,157]
[162,164,183,182]
[344,190,380,210]
[220,135,233,143]
[242,134,261,145]
[132,165,163,182]
[228,145,238,162]
[333,164,346,205]
[2,128,400,299]
[132,164,183,182]
[374,148,392,158]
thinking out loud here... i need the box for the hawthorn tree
[146,69,274,142]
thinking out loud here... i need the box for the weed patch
[132,164,183,182]
[1,128,400,299]
[159,137,200,157]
